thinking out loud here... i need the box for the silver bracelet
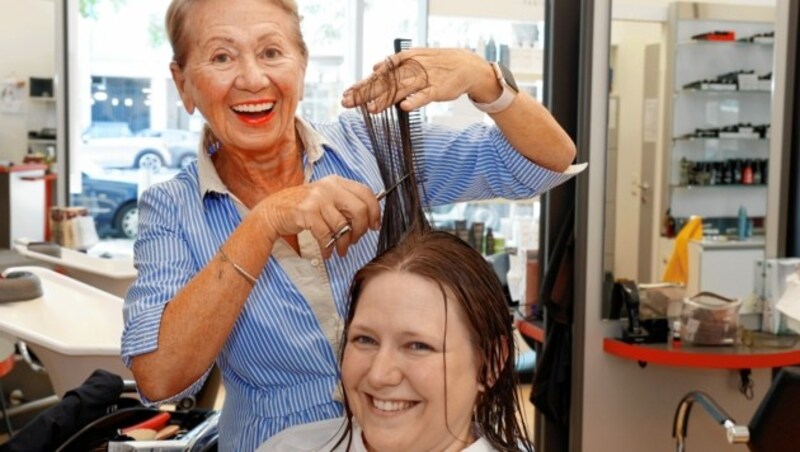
[218,247,258,286]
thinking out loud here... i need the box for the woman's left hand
[341,48,499,114]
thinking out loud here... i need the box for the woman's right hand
[254,175,382,257]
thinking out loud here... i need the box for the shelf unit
[27,93,57,166]
[661,6,774,230]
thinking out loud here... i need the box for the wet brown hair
[336,230,534,451]
[165,0,309,68]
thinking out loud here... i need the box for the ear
[170,61,195,114]
[483,337,510,389]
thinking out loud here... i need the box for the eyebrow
[202,31,288,48]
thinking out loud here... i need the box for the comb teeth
[394,38,412,53]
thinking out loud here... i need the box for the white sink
[0,266,132,396]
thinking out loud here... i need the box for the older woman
[122,0,578,449]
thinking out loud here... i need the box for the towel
[662,216,703,285]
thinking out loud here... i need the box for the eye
[408,341,433,352]
[263,47,282,59]
[350,335,377,346]
[211,52,231,64]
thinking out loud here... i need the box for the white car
[81,122,172,171]
[136,128,201,169]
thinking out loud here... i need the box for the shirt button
[311,258,320,267]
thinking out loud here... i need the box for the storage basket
[680,292,741,345]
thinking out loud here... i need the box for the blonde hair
[165,0,308,67]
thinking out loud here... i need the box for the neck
[214,132,304,208]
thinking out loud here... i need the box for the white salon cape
[258,417,499,451]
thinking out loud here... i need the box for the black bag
[0,369,130,452]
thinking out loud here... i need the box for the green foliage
[79,0,128,20]
[148,14,167,49]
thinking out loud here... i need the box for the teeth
[372,398,414,412]
[232,102,275,113]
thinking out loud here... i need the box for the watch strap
[470,62,518,114]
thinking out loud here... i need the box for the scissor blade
[376,173,411,201]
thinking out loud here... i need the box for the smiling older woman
[121,0,579,449]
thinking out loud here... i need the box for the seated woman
[261,229,534,451]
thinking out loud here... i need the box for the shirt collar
[197,116,329,198]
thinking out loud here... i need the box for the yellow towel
[662,216,703,284]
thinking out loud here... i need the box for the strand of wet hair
[356,55,430,253]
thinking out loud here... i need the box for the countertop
[691,236,766,249]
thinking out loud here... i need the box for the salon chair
[673,367,800,452]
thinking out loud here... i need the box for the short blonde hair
[165,0,308,67]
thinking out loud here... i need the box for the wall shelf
[603,337,800,369]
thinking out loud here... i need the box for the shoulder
[139,167,199,207]
[305,111,371,149]
[257,418,351,452]
[463,436,506,452]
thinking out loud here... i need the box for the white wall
[0,0,55,164]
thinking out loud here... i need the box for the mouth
[231,101,276,125]
[368,395,419,414]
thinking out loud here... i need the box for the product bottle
[738,205,748,240]
[662,208,675,237]
[485,36,497,62]
[671,320,682,348]
[742,159,753,184]
[485,227,495,256]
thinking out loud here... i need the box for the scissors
[324,173,410,249]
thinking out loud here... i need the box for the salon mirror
[601,0,777,319]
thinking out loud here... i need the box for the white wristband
[469,62,518,114]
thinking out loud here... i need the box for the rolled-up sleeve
[417,121,583,205]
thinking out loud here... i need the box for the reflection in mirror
[602,1,776,319]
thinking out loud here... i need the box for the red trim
[0,164,48,173]
[517,320,545,343]
[0,355,14,377]
[603,337,800,369]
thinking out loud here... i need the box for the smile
[231,101,276,125]
[370,396,417,413]
[231,101,275,113]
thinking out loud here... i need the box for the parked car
[81,122,172,171]
[136,128,200,169]
[71,169,139,239]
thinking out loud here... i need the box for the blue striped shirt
[122,111,580,450]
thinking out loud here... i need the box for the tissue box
[757,258,800,334]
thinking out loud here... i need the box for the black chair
[673,367,800,451]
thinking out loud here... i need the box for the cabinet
[0,164,47,248]
[662,4,774,236]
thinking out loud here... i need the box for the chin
[363,437,411,452]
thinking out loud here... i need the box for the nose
[366,347,403,388]
[234,56,269,92]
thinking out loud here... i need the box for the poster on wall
[0,78,25,114]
